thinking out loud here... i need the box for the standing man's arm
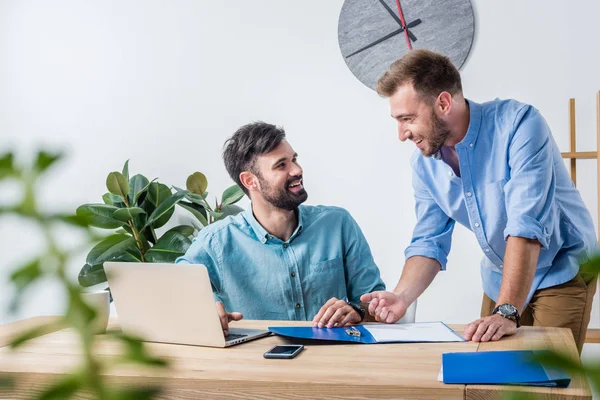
[464,236,540,341]
[465,106,554,342]
[363,165,455,322]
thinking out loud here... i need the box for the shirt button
[296,303,301,308]
[485,248,490,253]
[291,272,296,277]
[260,237,267,244]
[474,223,480,228]
[283,244,288,248]
[469,143,473,148]
[466,192,472,197]
[448,171,453,177]
[500,265,504,268]
[269,235,274,239]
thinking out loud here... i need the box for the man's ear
[239,171,257,193]
[436,91,453,115]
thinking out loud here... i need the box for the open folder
[268,322,465,344]
[441,350,571,387]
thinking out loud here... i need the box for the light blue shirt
[407,99,597,306]
[176,205,385,320]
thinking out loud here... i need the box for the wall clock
[338,0,475,90]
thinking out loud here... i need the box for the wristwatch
[492,303,521,328]
[346,301,366,322]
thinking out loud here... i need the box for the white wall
[1,0,600,327]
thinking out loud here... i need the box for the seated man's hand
[312,297,361,328]
[463,314,517,342]
[360,291,408,323]
[215,301,243,336]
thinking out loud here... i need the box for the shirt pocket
[304,258,347,308]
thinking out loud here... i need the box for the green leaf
[166,225,195,237]
[34,150,62,174]
[106,171,130,200]
[102,192,113,205]
[65,284,96,330]
[145,230,192,262]
[113,207,146,222]
[186,172,208,195]
[49,213,90,228]
[9,320,65,349]
[37,373,81,400]
[10,258,42,291]
[144,191,187,230]
[0,375,14,389]
[122,159,130,181]
[146,183,172,207]
[220,204,244,219]
[78,250,141,287]
[221,184,245,206]
[209,210,224,221]
[178,201,208,227]
[0,152,16,179]
[86,234,137,265]
[76,204,126,229]
[129,175,154,205]
[113,332,169,368]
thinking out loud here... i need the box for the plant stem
[127,221,146,262]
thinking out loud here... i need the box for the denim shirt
[406,99,597,306]
[176,205,385,320]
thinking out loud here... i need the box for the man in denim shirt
[362,50,597,353]
[177,122,385,335]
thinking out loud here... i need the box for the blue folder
[442,350,571,387]
[268,322,465,344]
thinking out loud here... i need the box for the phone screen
[269,345,302,355]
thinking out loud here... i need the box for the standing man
[362,49,597,353]
[177,122,385,335]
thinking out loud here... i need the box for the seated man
[176,122,384,335]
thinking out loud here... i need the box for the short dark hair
[223,122,286,195]
[376,49,463,103]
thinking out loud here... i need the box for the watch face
[499,304,516,316]
[338,0,475,90]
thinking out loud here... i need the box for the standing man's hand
[464,314,517,342]
[215,301,243,336]
[360,291,409,323]
[312,298,361,328]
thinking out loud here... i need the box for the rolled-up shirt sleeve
[405,168,455,270]
[503,106,554,249]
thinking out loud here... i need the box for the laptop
[103,262,271,347]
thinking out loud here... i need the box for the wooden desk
[0,317,591,400]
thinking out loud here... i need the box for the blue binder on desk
[269,322,465,344]
[442,350,571,388]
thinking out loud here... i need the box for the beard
[257,174,308,211]
[422,111,452,157]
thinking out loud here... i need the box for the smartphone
[263,344,304,359]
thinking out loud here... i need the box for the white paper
[438,365,444,382]
[364,322,464,343]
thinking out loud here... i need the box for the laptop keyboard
[225,333,248,341]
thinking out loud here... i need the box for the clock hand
[345,27,405,58]
[377,0,403,26]
[344,18,422,59]
[394,0,412,50]
[377,0,421,44]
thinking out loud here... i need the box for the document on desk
[268,322,465,344]
[364,322,464,343]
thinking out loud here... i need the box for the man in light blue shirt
[177,122,384,335]
[362,50,597,353]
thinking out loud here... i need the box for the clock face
[338,0,475,91]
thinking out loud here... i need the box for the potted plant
[76,161,245,288]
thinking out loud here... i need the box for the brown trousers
[481,272,597,355]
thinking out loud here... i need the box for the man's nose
[398,127,412,142]
[290,162,303,177]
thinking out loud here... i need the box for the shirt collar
[243,204,304,244]
[456,99,483,149]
